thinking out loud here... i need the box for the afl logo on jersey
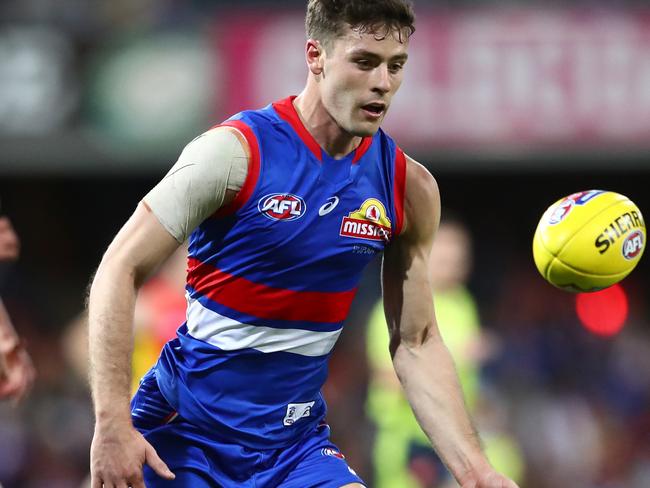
[258,193,307,221]
[340,198,392,242]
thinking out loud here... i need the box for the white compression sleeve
[143,126,249,243]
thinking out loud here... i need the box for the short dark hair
[306,0,415,47]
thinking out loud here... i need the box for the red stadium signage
[215,9,650,150]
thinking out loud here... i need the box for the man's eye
[389,64,404,73]
[356,60,371,69]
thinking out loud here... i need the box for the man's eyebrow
[348,49,409,62]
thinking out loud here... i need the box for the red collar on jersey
[272,96,372,164]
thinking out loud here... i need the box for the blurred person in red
[62,245,188,395]
[0,216,35,403]
[130,244,188,393]
[88,1,520,487]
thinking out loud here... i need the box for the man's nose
[371,65,391,94]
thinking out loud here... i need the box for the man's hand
[460,467,520,488]
[0,216,31,405]
[0,217,20,261]
[0,338,35,404]
[90,422,175,488]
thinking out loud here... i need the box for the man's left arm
[0,299,35,403]
[382,157,519,488]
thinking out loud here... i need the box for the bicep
[143,126,249,243]
[382,238,436,352]
[382,157,441,350]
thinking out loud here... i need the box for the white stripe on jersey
[186,296,342,357]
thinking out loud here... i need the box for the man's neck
[293,90,362,160]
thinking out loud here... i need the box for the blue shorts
[131,374,365,487]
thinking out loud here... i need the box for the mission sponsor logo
[340,198,392,242]
[258,193,306,221]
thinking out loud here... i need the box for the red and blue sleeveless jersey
[152,96,406,448]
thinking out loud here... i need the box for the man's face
[318,25,409,137]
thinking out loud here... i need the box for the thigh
[277,425,366,488]
[141,421,221,487]
[144,466,216,488]
[132,371,258,487]
[143,419,260,488]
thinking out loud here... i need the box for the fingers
[497,475,519,488]
[144,441,175,480]
[10,364,32,407]
[91,473,146,488]
[14,351,36,405]
[0,349,35,405]
[0,358,7,382]
[91,427,154,488]
[128,476,147,488]
[461,474,519,488]
[0,216,20,261]
[91,475,103,488]
[0,364,20,400]
[11,376,29,407]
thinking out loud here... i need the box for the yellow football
[533,190,646,292]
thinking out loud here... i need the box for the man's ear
[306,39,325,75]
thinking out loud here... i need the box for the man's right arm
[89,204,180,487]
[89,126,249,488]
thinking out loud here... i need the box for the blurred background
[1,1,649,487]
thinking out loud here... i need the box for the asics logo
[319,196,339,216]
